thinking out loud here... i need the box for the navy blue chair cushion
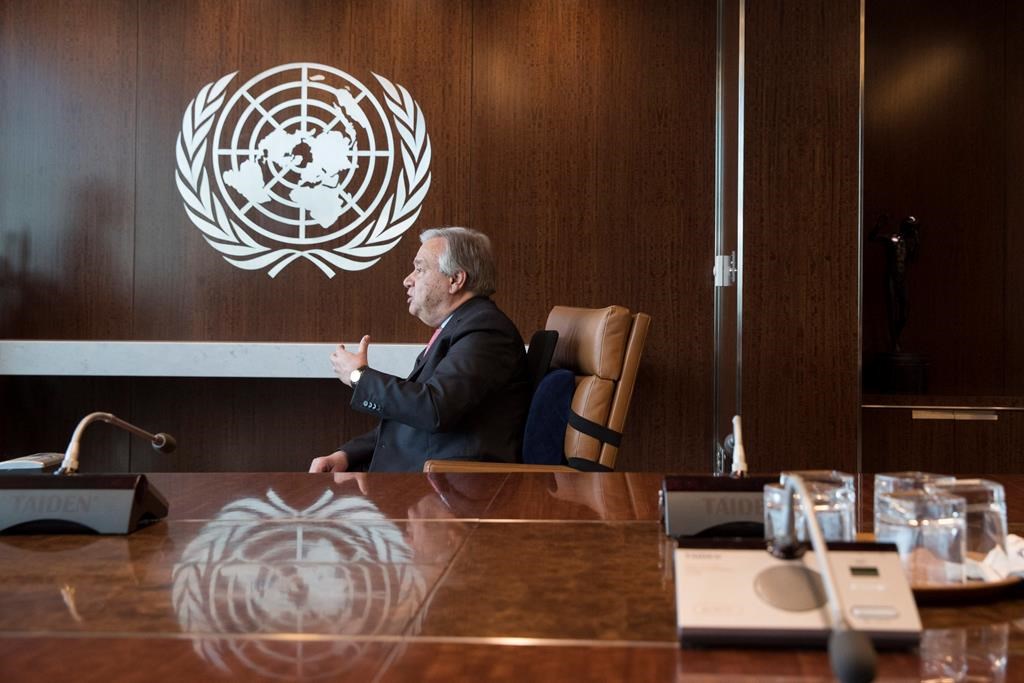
[522,369,575,465]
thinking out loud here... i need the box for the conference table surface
[1,472,1022,682]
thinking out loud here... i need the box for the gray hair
[419,227,497,297]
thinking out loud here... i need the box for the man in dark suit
[309,227,531,473]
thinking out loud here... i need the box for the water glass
[873,471,954,532]
[925,478,1008,562]
[875,490,966,585]
[764,470,856,542]
[920,623,1009,683]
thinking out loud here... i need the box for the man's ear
[449,270,467,293]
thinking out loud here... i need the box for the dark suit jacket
[339,296,531,472]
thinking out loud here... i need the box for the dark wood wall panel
[129,378,377,472]
[862,408,1024,475]
[861,408,957,474]
[955,413,1024,474]
[470,0,717,471]
[863,0,1007,396]
[0,378,131,472]
[742,0,862,473]
[3,0,716,472]
[1007,0,1024,396]
[0,0,137,339]
[133,0,472,344]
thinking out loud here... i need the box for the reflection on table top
[0,472,1022,681]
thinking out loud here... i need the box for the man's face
[403,237,453,327]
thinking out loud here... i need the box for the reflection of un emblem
[171,489,428,679]
[175,63,431,278]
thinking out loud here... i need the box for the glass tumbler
[764,470,856,542]
[925,478,1008,562]
[873,471,955,533]
[875,490,966,585]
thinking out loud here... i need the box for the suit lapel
[409,322,451,380]
[406,297,482,380]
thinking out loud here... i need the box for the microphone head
[152,433,177,454]
[767,535,807,560]
[828,629,877,683]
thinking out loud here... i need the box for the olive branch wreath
[175,71,431,278]
[170,490,427,676]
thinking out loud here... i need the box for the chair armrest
[422,460,577,473]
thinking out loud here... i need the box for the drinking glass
[764,470,856,542]
[925,478,1008,562]
[920,623,1009,683]
[873,471,954,533]
[875,490,966,585]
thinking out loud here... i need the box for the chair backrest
[525,329,559,395]
[544,305,651,471]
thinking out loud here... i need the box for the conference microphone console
[674,537,921,649]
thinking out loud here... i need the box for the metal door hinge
[714,252,736,287]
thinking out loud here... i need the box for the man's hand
[309,450,350,473]
[330,335,370,386]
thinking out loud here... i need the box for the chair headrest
[546,305,632,380]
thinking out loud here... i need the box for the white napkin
[964,534,1023,582]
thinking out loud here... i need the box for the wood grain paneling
[133,0,472,344]
[1007,0,1024,396]
[470,0,717,471]
[863,0,1007,396]
[0,377,131,472]
[4,1,717,472]
[128,377,378,472]
[0,0,137,339]
[862,407,1024,474]
[742,0,862,473]
[955,412,1024,474]
[861,407,957,474]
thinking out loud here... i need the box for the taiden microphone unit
[0,412,173,535]
[660,414,763,538]
[661,474,776,538]
[674,473,921,683]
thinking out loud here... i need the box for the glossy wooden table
[0,472,1022,681]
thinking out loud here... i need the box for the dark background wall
[863,0,1023,398]
[0,0,721,472]
[12,0,975,479]
[860,0,1024,474]
[742,0,862,475]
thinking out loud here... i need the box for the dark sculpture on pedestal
[866,215,927,393]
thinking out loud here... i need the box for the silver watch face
[350,368,362,384]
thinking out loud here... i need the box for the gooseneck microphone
[729,415,747,477]
[55,412,177,475]
[779,473,878,683]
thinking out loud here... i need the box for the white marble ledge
[0,340,422,378]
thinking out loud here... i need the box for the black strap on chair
[567,457,614,472]
[567,410,622,448]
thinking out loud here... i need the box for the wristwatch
[349,365,368,387]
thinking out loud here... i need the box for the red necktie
[424,327,442,354]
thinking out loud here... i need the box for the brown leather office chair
[424,305,651,473]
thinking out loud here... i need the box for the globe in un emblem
[176,63,431,277]
[171,490,429,678]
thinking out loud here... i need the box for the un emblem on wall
[175,63,431,277]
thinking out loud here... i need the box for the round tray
[859,534,1023,605]
[912,575,1023,605]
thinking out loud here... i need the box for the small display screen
[850,566,879,577]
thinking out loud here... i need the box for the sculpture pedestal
[865,352,928,394]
